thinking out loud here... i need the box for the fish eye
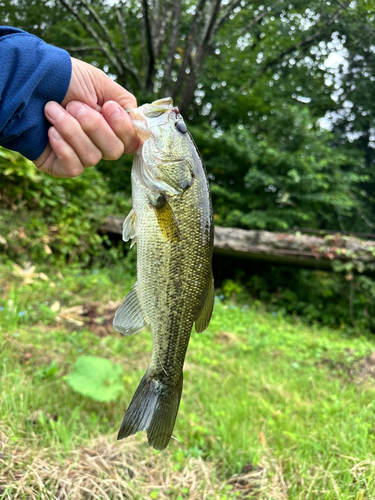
[175,121,187,134]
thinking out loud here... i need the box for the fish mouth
[125,97,175,116]
[148,97,174,110]
[126,97,179,143]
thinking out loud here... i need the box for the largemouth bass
[113,97,214,450]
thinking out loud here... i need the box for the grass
[1,260,375,499]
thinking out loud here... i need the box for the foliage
[1,0,375,232]
[249,269,375,331]
[193,116,367,231]
[2,261,375,498]
[66,355,124,402]
[0,147,131,265]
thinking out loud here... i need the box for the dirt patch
[3,335,35,364]
[56,301,122,337]
[320,350,375,386]
[229,462,262,493]
[350,352,375,384]
[82,301,121,337]
[228,457,288,499]
[216,331,240,345]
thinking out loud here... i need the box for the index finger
[102,101,140,154]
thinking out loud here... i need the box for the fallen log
[290,227,375,239]
[101,216,375,273]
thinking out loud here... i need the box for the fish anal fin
[123,209,137,242]
[195,275,214,333]
[113,283,148,335]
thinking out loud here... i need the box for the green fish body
[113,98,214,450]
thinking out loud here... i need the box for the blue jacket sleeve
[0,27,72,160]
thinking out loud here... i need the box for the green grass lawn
[1,261,375,499]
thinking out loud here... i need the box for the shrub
[0,147,131,266]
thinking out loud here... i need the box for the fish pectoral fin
[195,275,214,333]
[151,194,181,242]
[113,283,149,335]
[130,236,137,249]
[122,208,137,242]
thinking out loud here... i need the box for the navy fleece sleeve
[0,27,71,160]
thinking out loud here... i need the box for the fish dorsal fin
[195,275,214,333]
[113,283,149,335]
[123,208,137,242]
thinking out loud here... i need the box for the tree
[325,0,375,231]
[0,1,368,111]
[1,0,374,232]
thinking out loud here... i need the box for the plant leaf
[66,355,124,402]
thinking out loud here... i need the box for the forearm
[0,26,71,160]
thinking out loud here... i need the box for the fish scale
[113,98,214,450]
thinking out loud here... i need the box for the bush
[213,254,375,333]
[0,147,132,266]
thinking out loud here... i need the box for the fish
[112,97,214,451]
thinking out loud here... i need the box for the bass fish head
[127,98,195,195]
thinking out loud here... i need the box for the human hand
[34,58,139,178]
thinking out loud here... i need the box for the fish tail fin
[117,371,183,451]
